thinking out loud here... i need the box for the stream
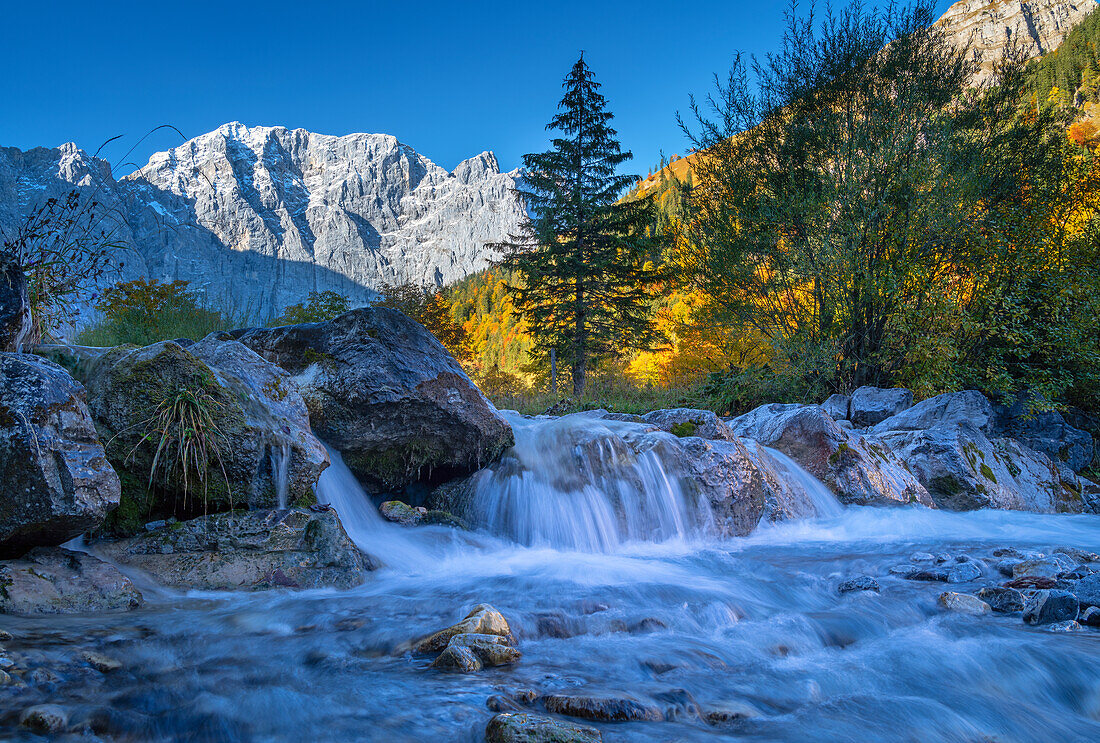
[1,414,1098,742]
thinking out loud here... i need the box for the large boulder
[871,390,997,436]
[0,353,120,557]
[0,261,32,352]
[96,508,377,591]
[821,394,850,422]
[85,336,327,533]
[993,397,1094,473]
[728,404,932,507]
[0,547,142,615]
[849,386,913,427]
[873,409,1097,514]
[232,308,514,491]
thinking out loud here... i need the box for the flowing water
[2,414,1099,742]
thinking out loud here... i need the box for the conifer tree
[499,55,662,396]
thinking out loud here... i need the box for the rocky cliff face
[937,0,1098,82]
[0,123,525,320]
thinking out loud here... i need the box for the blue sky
[1,0,954,175]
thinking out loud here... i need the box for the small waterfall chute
[762,446,845,518]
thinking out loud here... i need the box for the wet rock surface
[486,713,602,743]
[1023,590,1080,626]
[849,386,913,427]
[95,508,376,591]
[0,261,31,352]
[0,353,120,557]
[0,547,142,615]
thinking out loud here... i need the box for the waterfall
[465,413,716,552]
[272,441,291,509]
[762,446,845,518]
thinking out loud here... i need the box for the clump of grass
[128,386,232,515]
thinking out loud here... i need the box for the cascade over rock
[233,307,514,492]
[0,124,526,321]
[0,353,120,557]
[727,404,933,507]
[84,335,327,531]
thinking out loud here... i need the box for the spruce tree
[499,55,662,396]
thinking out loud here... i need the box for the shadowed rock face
[0,353,120,557]
[234,307,514,492]
[0,124,526,322]
[937,0,1098,83]
[0,547,142,615]
[96,508,377,591]
[0,262,31,352]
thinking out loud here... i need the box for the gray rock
[0,353,120,556]
[96,508,376,591]
[976,587,1025,613]
[873,390,997,435]
[1054,547,1099,563]
[0,261,31,352]
[727,403,931,507]
[838,576,880,593]
[1023,590,1079,626]
[994,397,1094,472]
[874,419,1094,514]
[822,394,850,422]
[1079,606,1100,626]
[641,408,735,440]
[413,604,513,654]
[447,632,521,666]
[85,338,328,531]
[429,645,482,673]
[1073,573,1100,609]
[486,713,602,743]
[909,568,949,582]
[540,693,664,722]
[889,564,920,576]
[19,704,68,734]
[1013,555,1076,579]
[234,308,513,491]
[849,387,913,427]
[995,559,1022,577]
[946,562,983,583]
[1046,620,1083,632]
[0,547,141,615]
[938,591,991,615]
[911,552,937,563]
[0,125,527,321]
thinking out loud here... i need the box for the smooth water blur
[3,419,1099,743]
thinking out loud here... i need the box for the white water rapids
[5,412,1099,742]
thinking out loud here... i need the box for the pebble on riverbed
[414,604,520,674]
[19,705,69,734]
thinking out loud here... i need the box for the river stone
[85,338,328,533]
[872,390,997,435]
[1013,555,1076,579]
[726,403,931,507]
[976,587,1025,613]
[413,603,512,653]
[1055,547,1099,563]
[1046,620,1083,632]
[0,547,142,615]
[838,576,879,593]
[19,704,69,734]
[380,501,422,526]
[889,564,919,577]
[822,394,850,422]
[1073,573,1100,609]
[96,508,376,591]
[0,261,31,352]
[849,386,913,427]
[0,353,120,557]
[1023,590,1079,626]
[996,559,1022,577]
[938,592,991,615]
[946,562,983,583]
[232,308,514,491]
[540,694,664,722]
[486,713,602,743]
[641,409,735,441]
[1080,606,1100,626]
[447,632,521,666]
[430,644,482,673]
[80,650,122,672]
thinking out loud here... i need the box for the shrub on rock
[85,336,327,532]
